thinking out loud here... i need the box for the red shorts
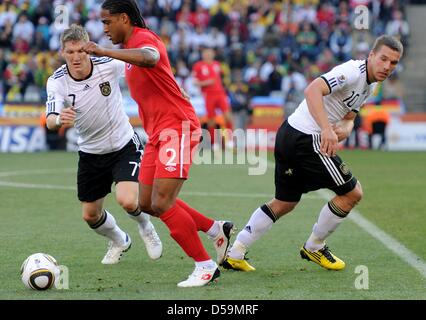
[139,129,201,185]
[204,92,230,118]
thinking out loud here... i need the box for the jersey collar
[66,59,94,82]
[365,60,371,85]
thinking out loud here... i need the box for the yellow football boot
[300,245,345,271]
[222,256,256,272]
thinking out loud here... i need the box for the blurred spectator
[0,1,18,28]
[329,22,353,62]
[385,9,410,47]
[85,11,104,42]
[34,56,51,102]
[0,20,13,48]
[12,14,34,44]
[281,65,307,116]
[295,21,319,62]
[228,71,250,132]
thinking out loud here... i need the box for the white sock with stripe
[305,202,347,252]
[90,210,127,245]
[127,207,150,230]
[228,205,276,260]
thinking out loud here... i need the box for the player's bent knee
[82,211,101,224]
[117,197,137,213]
[150,201,169,216]
[344,182,363,208]
[351,182,363,203]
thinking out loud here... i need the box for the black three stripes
[359,63,366,74]
[321,76,337,93]
[312,134,345,186]
[308,251,322,263]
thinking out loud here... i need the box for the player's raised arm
[304,77,338,157]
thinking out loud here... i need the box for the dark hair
[372,35,403,55]
[102,0,148,29]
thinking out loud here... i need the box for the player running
[223,35,403,272]
[46,24,162,265]
[82,0,234,287]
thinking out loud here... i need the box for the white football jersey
[288,59,377,134]
[46,57,133,154]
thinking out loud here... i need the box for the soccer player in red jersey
[192,47,234,149]
[82,0,234,287]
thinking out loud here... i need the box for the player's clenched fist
[82,41,105,56]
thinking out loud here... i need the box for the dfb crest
[99,81,111,96]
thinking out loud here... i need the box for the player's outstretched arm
[82,41,159,68]
[304,77,338,157]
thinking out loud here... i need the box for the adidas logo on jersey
[244,225,252,233]
[165,166,177,172]
[83,84,90,91]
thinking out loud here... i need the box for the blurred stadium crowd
[0,0,410,117]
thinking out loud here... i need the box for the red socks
[176,198,214,232]
[160,204,210,262]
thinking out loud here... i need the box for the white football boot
[101,233,132,265]
[210,221,235,265]
[138,221,163,260]
[177,264,220,288]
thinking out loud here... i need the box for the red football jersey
[192,60,225,94]
[124,27,200,144]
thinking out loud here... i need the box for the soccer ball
[20,253,59,290]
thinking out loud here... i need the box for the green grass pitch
[0,150,425,300]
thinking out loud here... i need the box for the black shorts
[77,133,144,202]
[274,121,357,202]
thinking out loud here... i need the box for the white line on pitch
[0,180,321,200]
[266,160,426,278]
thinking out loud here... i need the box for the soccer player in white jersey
[223,35,403,271]
[45,24,163,264]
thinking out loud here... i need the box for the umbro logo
[83,84,90,91]
[165,166,176,172]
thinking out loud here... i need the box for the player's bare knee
[117,197,137,213]
[350,182,363,205]
[82,211,101,224]
[268,199,298,218]
[341,182,363,210]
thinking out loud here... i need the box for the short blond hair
[60,24,89,49]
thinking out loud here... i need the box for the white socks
[305,202,347,252]
[127,208,151,230]
[206,221,220,239]
[91,210,127,245]
[195,259,217,269]
[228,205,275,259]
